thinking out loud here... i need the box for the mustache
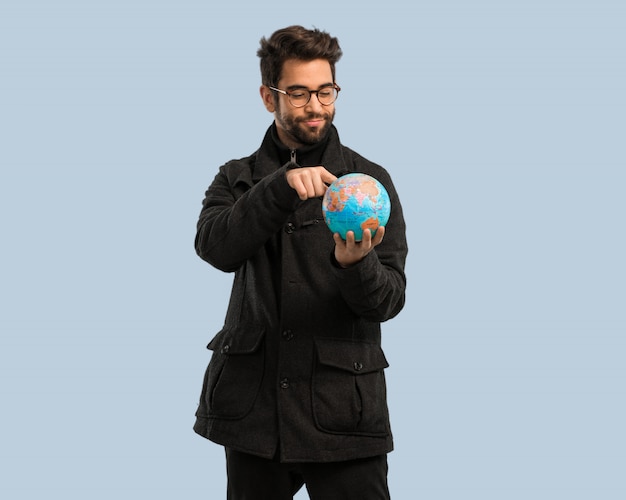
[296,113,329,122]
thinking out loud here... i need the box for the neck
[270,123,332,167]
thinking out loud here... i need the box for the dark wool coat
[193,124,408,463]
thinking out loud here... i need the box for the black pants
[225,448,391,500]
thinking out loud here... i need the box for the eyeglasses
[268,84,341,108]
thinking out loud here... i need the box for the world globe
[322,173,391,241]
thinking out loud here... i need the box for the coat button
[221,345,230,354]
[280,378,290,389]
[281,329,294,341]
[285,222,295,234]
[353,361,363,372]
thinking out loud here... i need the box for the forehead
[279,58,333,87]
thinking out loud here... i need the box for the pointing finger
[321,170,338,186]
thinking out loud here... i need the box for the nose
[305,91,324,112]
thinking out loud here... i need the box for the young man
[193,25,408,500]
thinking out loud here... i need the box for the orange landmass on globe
[325,180,380,212]
[355,180,380,201]
[360,216,380,231]
[325,189,349,212]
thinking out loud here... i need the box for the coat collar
[252,123,351,183]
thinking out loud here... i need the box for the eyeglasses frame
[268,83,341,108]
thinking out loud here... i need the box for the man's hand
[333,226,385,268]
[286,166,337,201]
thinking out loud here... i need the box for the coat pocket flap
[315,338,389,374]
[207,325,265,355]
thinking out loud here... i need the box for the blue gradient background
[1,1,624,498]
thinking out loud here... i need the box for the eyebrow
[285,83,334,91]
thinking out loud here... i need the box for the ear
[259,85,276,113]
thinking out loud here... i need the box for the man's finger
[321,169,338,185]
[344,231,356,248]
[294,178,308,200]
[372,226,385,246]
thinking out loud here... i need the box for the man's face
[262,58,336,149]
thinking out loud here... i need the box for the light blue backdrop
[1,1,624,498]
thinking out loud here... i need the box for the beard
[275,105,335,146]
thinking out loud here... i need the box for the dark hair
[257,25,343,87]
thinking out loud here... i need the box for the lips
[301,115,326,127]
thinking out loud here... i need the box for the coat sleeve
[195,162,302,272]
[330,170,409,323]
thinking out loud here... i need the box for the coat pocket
[312,338,390,436]
[198,325,265,420]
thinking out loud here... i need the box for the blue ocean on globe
[322,173,391,241]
